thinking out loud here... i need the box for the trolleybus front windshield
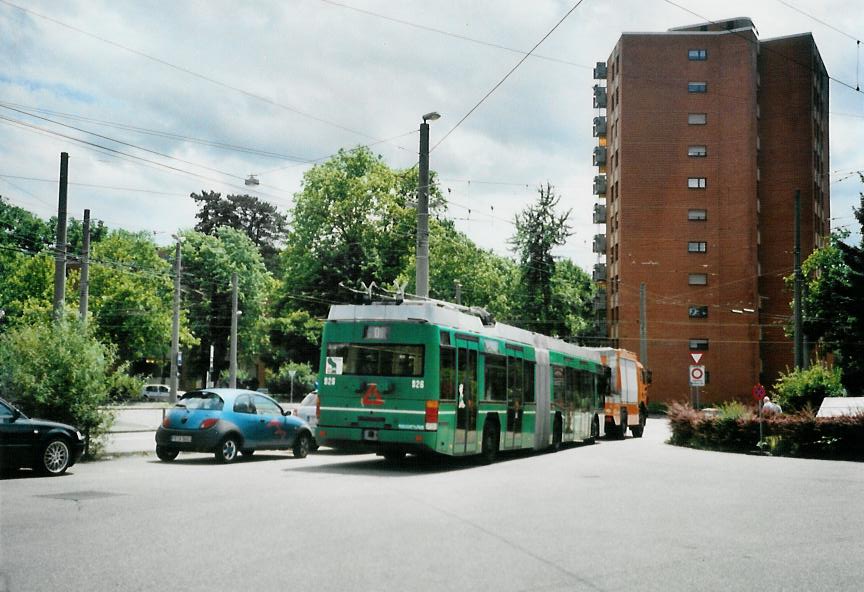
[326,343,424,377]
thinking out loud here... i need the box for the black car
[0,397,86,475]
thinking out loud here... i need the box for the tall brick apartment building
[591,18,830,405]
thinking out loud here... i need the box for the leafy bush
[772,363,845,412]
[716,400,750,420]
[267,362,316,401]
[0,319,118,454]
[218,368,253,389]
[646,401,668,415]
[107,369,145,402]
[667,401,864,460]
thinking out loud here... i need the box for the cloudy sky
[1,0,862,272]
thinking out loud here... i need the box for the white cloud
[1,0,861,260]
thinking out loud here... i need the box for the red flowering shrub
[666,401,864,460]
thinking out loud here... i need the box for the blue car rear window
[177,393,224,411]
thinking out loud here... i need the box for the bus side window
[440,347,455,400]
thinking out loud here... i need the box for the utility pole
[229,271,238,388]
[78,209,90,323]
[53,152,69,320]
[793,189,804,369]
[416,111,439,299]
[454,280,462,305]
[169,238,182,403]
[639,282,648,368]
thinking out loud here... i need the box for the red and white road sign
[689,365,706,387]
[752,383,766,402]
[690,352,703,364]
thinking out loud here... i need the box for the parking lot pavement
[101,406,164,456]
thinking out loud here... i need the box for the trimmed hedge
[667,402,864,460]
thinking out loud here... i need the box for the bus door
[454,344,478,455]
[506,356,524,449]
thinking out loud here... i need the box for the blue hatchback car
[155,389,314,463]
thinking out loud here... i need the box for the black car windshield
[177,392,224,411]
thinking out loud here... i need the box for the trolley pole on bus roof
[416,111,440,299]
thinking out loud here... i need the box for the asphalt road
[1,420,862,592]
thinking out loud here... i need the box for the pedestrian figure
[762,396,782,415]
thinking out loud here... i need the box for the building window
[688,49,708,61]
[688,113,707,125]
[688,177,707,189]
[688,241,708,253]
[688,273,708,285]
[688,209,708,221]
[688,306,709,319]
[688,82,708,93]
[688,145,707,157]
[689,338,709,350]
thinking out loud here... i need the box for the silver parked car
[295,391,318,448]
[141,384,184,401]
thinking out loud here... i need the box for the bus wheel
[480,421,499,464]
[631,408,646,438]
[587,415,600,444]
[552,415,563,451]
[383,450,405,462]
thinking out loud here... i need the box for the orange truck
[595,348,650,438]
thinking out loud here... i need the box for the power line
[0,115,295,206]
[0,100,314,163]
[317,0,592,70]
[774,0,861,43]
[0,0,409,147]
[431,0,588,152]
[0,103,251,184]
[662,0,863,95]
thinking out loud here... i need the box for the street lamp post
[416,111,440,299]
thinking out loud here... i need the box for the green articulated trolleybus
[316,299,613,463]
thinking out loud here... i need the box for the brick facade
[594,20,829,405]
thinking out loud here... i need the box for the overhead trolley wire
[662,0,863,95]
[0,0,410,150]
[317,0,592,70]
[431,0,588,152]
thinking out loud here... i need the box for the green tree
[797,186,864,393]
[0,197,54,328]
[181,227,274,385]
[280,146,439,317]
[772,363,846,412]
[85,230,194,369]
[398,218,517,317]
[191,190,286,269]
[0,318,119,446]
[266,309,323,372]
[548,259,597,340]
[509,183,572,333]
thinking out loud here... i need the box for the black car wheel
[215,435,240,463]
[39,438,71,475]
[156,446,179,462]
[293,432,311,459]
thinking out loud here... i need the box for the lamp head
[422,111,441,123]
